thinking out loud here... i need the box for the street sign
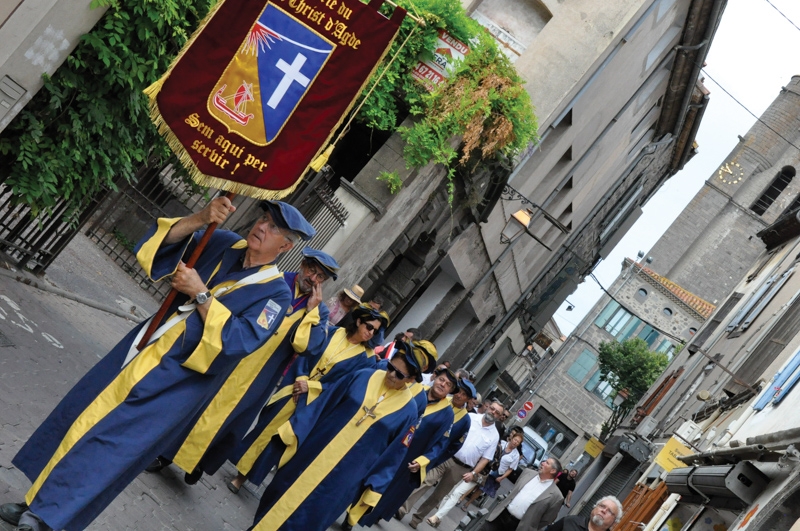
[523,401,534,411]
[517,409,527,419]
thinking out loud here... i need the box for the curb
[0,267,146,323]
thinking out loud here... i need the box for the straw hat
[343,284,364,303]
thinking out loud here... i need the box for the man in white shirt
[478,457,564,531]
[409,402,503,528]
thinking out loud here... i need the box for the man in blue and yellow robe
[3,198,313,531]
[355,369,458,527]
[249,352,423,531]
[397,377,476,519]
[163,247,339,482]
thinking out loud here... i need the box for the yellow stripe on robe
[252,371,411,531]
[173,301,306,472]
[136,218,183,280]
[25,322,188,504]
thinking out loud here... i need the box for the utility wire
[764,0,800,33]
[700,66,800,154]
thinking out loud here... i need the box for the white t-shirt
[454,413,500,467]
[506,475,554,519]
[497,441,521,475]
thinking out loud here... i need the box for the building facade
[566,76,800,531]
[528,257,712,470]
[315,0,723,400]
[0,0,105,132]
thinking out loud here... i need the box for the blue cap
[301,248,340,280]
[260,201,316,241]
[394,341,423,383]
[457,378,477,399]
[353,304,390,330]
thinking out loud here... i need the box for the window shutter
[726,276,777,332]
[754,348,800,411]
[740,268,794,331]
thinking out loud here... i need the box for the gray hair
[455,368,471,380]
[282,230,300,245]
[596,496,623,524]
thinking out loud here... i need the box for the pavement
[0,234,489,531]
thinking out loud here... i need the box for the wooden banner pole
[136,191,237,350]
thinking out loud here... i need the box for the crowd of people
[0,199,625,531]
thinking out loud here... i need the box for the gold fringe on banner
[144,0,412,200]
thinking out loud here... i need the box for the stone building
[646,77,800,304]
[562,77,800,530]
[526,257,712,467]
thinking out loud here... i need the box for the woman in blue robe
[5,198,313,531]
[249,350,422,531]
[227,304,390,489]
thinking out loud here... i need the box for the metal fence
[0,178,105,274]
[84,159,212,302]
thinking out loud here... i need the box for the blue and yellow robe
[356,389,454,526]
[12,219,291,531]
[164,271,330,475]
[428,401,471,470]
[231,326,375,484]
[251,368,419,531]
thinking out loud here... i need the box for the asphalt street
[0,234,487,531]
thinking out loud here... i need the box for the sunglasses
[387,361,411,379]
[362,322,379,333]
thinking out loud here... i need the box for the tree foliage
[358,0,537,198]
[0,0,213,215]
[597,338,670,406]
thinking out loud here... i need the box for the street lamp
[500,208,533,244]
[501,208,554,250]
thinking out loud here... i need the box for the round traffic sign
[517,409,527,419]
[523,401,534,411]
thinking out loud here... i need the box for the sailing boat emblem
[212,82,256,126]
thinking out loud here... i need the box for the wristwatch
[196,291,212,305]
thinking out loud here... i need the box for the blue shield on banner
[257,5,334,142]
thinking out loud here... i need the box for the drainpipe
[717,405,757,446]
[642,494,680,531]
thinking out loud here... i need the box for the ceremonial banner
[146,0,406,199]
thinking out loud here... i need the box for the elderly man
[0,197,313,531]
[544,496,623,531]
[409,400,504,528]
[478,457,564,531]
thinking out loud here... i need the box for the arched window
[752,166,796,216]
[634,288,648,302]
[663,307,673,317]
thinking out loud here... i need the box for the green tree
[597,337,670,440]
[0,0,213,215]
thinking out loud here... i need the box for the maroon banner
[146,0,405,199]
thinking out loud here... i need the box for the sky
[551,0,800,336]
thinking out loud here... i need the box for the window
[636,288,648,299]
[688,292,743,354]
[663,307,673,317]
[595,300,620,327]
[751,166,796,216]
[726,268,795,337]
[656,339,675,360]
[567,350,596,383]
[618,317,642,342]
[605,309,633,336]
[637,325,660,347]
[527,407,578,458]
[585,370,615,407]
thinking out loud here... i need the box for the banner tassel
[310,145,335,172]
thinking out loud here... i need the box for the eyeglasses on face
[305,264,328,282]
[257,214,286,236]
[387,361,411,379]
[362,322,379,333]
